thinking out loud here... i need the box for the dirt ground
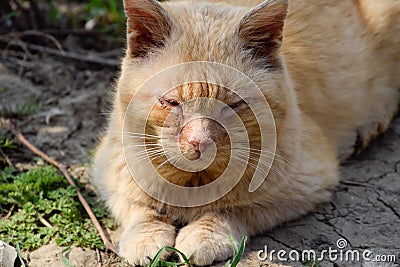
[0,54,399,267]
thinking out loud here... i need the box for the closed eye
[159,97,180,108]
[166,99,180,106]
[228,100,246,109]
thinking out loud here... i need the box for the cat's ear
[123,0,174,58]
[237,0,288,65]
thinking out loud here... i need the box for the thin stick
[0,37,120,68]
[0,148,13,167]
[19,30,64,51]
[39,214,53,229]
[340,180,375,188]
[27,43,120,68]
[11,127,119,255]
[4,204,16,219]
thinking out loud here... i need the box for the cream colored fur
[91,0,400,266]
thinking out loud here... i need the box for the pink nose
[188,138,213,153]
[188,139,201,153]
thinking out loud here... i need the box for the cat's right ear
[237,0,288,66]
[123,0,174,59]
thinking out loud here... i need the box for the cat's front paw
[118,221,176,266]
[175,223,236,266]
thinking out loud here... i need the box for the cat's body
[91,0,400,265]
[284,0,400,158]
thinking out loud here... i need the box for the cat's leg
[175,212,247,266]
[174,201,318,266]
[92,140,176,265]
[118,205,176,266]
[175,192,333,266]
[174,157,338,265]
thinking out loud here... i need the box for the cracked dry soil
[0,57,399,267]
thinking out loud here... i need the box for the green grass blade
[229,235,239,254]
[149,247,170,267]
[230,236,247,267]
[223,260,232,267]
[304,259,321,267]
[149,246,193,267]
[152,261,185,266]
[15,243,26,267]
[61,246,75,267]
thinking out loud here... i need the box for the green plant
[0,100,42,118]
[61,246,75,267]
[224,236,247,267]
[149,246,192,267]
[14,100,42,117]
[85,0,125,35]
[0,11,19,23]
[48,1,59,26]
[15,243,27,267]
[0,165,113,251]
[0,138,17,149]
[304,258,321,267]
[148,236,247,267]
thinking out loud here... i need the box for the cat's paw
[118,221,176,266]
[175,224,235,266]
[339,120,390,160]
[354,121,388,155]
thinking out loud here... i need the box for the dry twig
[0,35,120,68]
[0,148,13,167]
[19,30,64,51]
[4,204,16,220]
[10,125,119,255]
[26,43,120,67]
[340,180,375,188]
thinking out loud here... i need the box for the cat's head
[116,0,298,187]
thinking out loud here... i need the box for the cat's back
[282,0,400,157]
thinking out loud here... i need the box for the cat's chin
[170,156,219,175]
[159,161,228,187]
[162,171,217,187]
[181,151,201,161]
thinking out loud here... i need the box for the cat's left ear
[237,0,288,65]
[123,0,174,59]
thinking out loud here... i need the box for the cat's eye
[159,97,180,108]
[228,100,246,109]
[166,99,180,106]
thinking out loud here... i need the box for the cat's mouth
[180,138,214,160]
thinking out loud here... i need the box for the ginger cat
[91,0,400,265]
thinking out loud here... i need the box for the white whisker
[123,143,162,148]
[156,154,178,170]
[125,151,164,162]
[232,147,294,168]
[233,155,269,177]
[234,152,290,188]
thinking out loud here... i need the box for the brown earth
[0,54,399,267]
